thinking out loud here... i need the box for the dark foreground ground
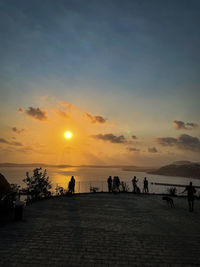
[0,193,200,266]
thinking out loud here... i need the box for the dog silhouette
[162,196,175,208]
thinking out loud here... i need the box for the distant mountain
[0,163,73,168]
[0,162,142,169]
[149,162,200,178]
[172,161,192,165]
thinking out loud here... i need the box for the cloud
[157,137,178,146]
[53,110,70,119]
[127,147,140,152]
[0,138,23,146]
[11,141,23,146]
[157,134,200,152]
[132,135,137,139]
[92,133,127,143]
[24,107,48,121]
[148,147,158,153]
[12,127,25,134]
[59,101,75,111]
[85,112,107,124]
[173,120,198,130]
[0,138,9,144]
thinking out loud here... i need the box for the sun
[64,131,72,139]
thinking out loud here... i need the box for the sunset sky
[0,0,200,166]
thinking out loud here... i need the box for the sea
[1,166,200,195]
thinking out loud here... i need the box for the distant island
[149,161,200,178]
[0,162,147,170]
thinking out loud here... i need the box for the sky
[0,0,200,166]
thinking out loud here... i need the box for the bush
[120,181,129,192]
[23,168,52,200]
[55,185,65,196]
[167,187,177,196]
[90,186,99,193]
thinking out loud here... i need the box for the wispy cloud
[148,147,157,153]
[132,135,137,139]
[127,147,140,152]
[85,112,107,124]
[92,133,127,143]
[53,110,70,119]
[12,127,25,134]
[0,138,23,146]
[157,134,200,152]
[173,120,198,130]
[59,101,75,111]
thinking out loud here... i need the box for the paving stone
[0,193,200,266]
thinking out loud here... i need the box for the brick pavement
[0,193,200,266]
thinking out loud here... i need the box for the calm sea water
[1,166,200,195]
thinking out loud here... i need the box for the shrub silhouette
[55,185,65,195]
[167,187,177,196]
[23,168,52,200]
[120,181,129,192]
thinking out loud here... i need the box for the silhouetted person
[143,177,149,193]
[107,176,112,193]
[68,176,75,194]
[113,176,120,193]
[132,176,138,193]
[68,180,72,194]
[182,182,196,212]
[115,176,120,192]
[70,176,75,193]
[113,176,117,192]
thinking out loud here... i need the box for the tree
[23,168,52,200]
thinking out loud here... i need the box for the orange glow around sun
[64,131,72,139]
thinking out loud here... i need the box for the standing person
[182,182,196,212]
[70,176,75,194]
[107,176,112,193]
[113,176,117,192]
[115,176,120,193]
[143,177,149,193]
[132,176,138,193]
[68,180,72,194]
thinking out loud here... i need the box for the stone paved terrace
[0,193,200,266]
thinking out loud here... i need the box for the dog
[162,196,175,208]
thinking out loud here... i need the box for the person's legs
[191,199,194,212]
[188,199,192,211]
[109,184,111,193]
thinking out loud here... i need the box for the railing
[17,181,200,199]
[54,180,200,195]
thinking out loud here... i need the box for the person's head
[190,182,193,186]
[144,177,146,180]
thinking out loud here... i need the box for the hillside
[149,162,200,178]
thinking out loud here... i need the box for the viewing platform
[0,193,200,266]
